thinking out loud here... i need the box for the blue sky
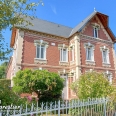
[3,0,116,56]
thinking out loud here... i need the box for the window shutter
[66,49,68,62]
[91,48,94,61]
[86,48,88,60]
[44,46,46,59]
[106,50,109,63]
[102,50,104,63]
[72,48,74,61]
[41,46,44,59]
[60,49,62,61]
[37,45,40,58]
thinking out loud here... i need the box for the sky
[3,0,116,58]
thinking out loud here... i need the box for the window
[36,45,46,59]
[93,27,98,38]
[71,47,74,61]
[84,43,94,63]
[34,40,48,64]
[60,48,68,62]
[105,71,112,84]
[86,47,94,61]
[101,49,109,64]
[102,50,107,63]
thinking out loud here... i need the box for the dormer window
[93,27,98,38]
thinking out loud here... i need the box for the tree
[71,71,114,99]
[0,62,8,78]
[0,0,43,60]
[13,69,64,102]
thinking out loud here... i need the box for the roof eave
[10,28,17,48]
[16,27,69,39]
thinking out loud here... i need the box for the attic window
[92,23,100,38]
[93,27,98,38]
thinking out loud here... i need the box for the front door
[60,74,68,100]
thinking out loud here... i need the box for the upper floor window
[100,46,110,64]
[93,27,98,38]
[34,39,49,64]
[92,23,100,38]
[84,43,94,62]
[58,44,68,64]
[60,48,68,62]
[36,45,45,59]
[86,47,92,61]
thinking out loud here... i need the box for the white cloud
[50,5,57,15]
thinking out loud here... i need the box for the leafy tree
[0,62,8,78]
[0,0,43,60]
[71,71,114,99]
[13,69,64,102]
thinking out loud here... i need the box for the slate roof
[16,17,72,38]
[16,11,115,40]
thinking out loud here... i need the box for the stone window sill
[86,60,95,65]
[34,58,47,64]
[70,61,75,65]
[102,62,111,67]
[59,61,69,66]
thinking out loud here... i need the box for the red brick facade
[7,12,116,100]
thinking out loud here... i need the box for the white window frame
[60,48,68,62]
[84,43,94,62]
[93,27,98,38]
[102,50,109,64]
[34,40,49,64]
[36,44,46,60]
[101,46,110,64]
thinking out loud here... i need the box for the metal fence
[0,97,116,116]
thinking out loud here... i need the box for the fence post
[58,100,60,116]
[103,98,106,116]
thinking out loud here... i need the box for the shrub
[0,79,27,105]
[13,69,64,102]
[71,71,114,99]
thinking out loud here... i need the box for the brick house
[7,11,116,100]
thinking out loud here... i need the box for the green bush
[0,79,27,105]
[71,71,114,99]
[13,69,64,102]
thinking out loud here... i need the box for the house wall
[7,14,116,100]
[22,32,68,66]
[80,16,116,82]
[21,31,77,100]
[6,57,13,79]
